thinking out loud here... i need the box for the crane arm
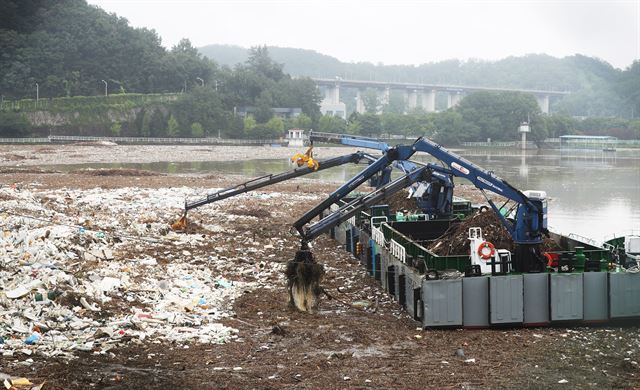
[299,165,436,246]
[411,137,545,245]
[309,131,391,152]
[291,144,417,235]
[184,152,377,212]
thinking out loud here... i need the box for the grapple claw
[285,249,324,312]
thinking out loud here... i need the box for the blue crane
[287,135,548,311]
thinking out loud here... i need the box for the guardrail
[0,135,285,145]
[0,137,50,143]
[462,141,536,147]
[390,238,406,263]
[372,225,386,247]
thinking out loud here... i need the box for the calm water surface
[53,148,640,242]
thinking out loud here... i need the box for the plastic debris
[79,297,101,312]
[24,334,40,345]
[9,378,32,386]
[0,185,286,360]
[5,281,43,299]
[351,300,371,308]
[558,379,569,384]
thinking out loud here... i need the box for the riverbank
[0,146,638,389]
[0,143,364,167]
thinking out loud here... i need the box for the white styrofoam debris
[0,185,285,359]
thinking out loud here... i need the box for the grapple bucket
[285,249,324,312]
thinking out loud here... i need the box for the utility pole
[101,79,108,96]
[35,82,39,107]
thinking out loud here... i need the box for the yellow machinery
[290,146,319,171]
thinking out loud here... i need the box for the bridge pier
[447,91,463,109]
[320,83,346,119]
[406,89,418,112]
[313,78,562,118]
[421,90,436,112]
[355,89,366,114]
[377,87,390,114]
[536,95,550,114]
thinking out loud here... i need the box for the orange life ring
[477,241,495,260]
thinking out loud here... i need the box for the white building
[286,128,305,147]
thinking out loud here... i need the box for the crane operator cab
[513,190,548,273]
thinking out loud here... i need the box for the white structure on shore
[286,128,305,147]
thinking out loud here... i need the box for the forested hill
[0,0,214,98]
[200,44,639,118]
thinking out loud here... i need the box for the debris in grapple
[285,249,324,312]
[171,212,188,231]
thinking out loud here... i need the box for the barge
[329,204,640,328]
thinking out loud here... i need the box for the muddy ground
[1,145,639,389]
[0,144,365,167]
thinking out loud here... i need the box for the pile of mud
[71,168,162,176]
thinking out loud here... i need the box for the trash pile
[427,211,562,256]
[0,185,293,360]
[385,190,418,213]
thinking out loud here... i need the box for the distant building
[286,128,305,147]
[236,106,302,119]
[559,135,617,149]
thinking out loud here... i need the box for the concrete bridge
[313,78,570,118]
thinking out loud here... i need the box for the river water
[54,148,640,242]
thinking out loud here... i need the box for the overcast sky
[88,0,639,69]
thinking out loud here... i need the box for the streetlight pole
[101,79,108,96]
[196,77,204,87]
[35,82,39,107]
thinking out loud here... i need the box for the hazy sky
[88,0,639,69]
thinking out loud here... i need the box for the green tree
[266,116,284,135]
[616,60,640,118]
[362,88,379,113]
[541,114,576,138]
[167,114,179,137]
[455,91,542,142]
[171,86,226,136]
[346,121,362,135]
[359,113,382,136]
[431,111,466,145]
[110,122,121,136]
[191,122,204,137]
[318,115,347,133]
[0,112,30,136]
[294,113,312,129]
[247,45,285,81]
[243,115,257,131]
[246,124,280,139]
[254,90,274,123]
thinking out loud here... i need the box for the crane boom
[300,165,437,246]
[184,152,377,211]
